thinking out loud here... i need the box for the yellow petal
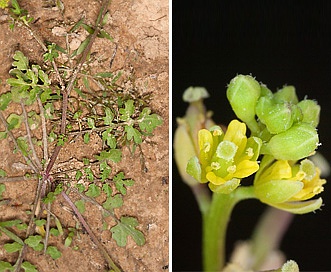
[234,160,259,178]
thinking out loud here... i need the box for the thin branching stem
[61,191,121,272]
[0,175,38,183]
[45,0,111,175]
[20,101,42,170]
[37,97,49,163]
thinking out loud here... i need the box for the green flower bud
[256,97,294,134]
[226,75,261,132]
[273,85,298,104]
[264,123,319,160]
[297,99,320,127]
[174,87,215,187]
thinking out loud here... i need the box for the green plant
[0,1,163,271]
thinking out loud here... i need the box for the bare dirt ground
[0,0,168,271]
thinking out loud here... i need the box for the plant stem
[202,186,255,271]
[61,191,121,272]
[250,207,294,270]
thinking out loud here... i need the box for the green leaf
[44,103,54,119]
[75,170,83,181]
[95,72,113,78]
[138,108,163,133]
[76,183,85,193]
[75,199,85,214]
[97,30,113,41]
[35,219,46,226]
[24,235,42,249]
[102,128,116,148]
[125,125,142,144]
[0,219,21,227]
[43,192,55,204]
[0,169,6,178]
[110,216,145,247]
[95,149,122,163]
[4,242,23,253]
[85,184,100,198]
[40,88,53,103]
[0,261,13,271]
[0,92,12,110]
[0,184,5,198]
[12,51,29,70]
[7,113,22,130]
[102,184,112,197]
[100,162,111,181]
[84,167,94,181]
[119,100,135,121]
[103,107,114,125]
[21,261,37,272]
[113,172,134,195]
[49,228,60,237]
[83,132,90,144]
[81,23,94,34]
[16,137,29,156]
[71,36,91,57]
[87,117,95,129]
[103,194,123,211]
[46,246,62,259]
[0,131,7,140]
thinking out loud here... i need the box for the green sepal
[255,180,303,204]
[271,197,323,214]
[186,156,202,183]
[209,178,240,194]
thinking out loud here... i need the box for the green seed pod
[273,85,299,104]
[256,96,294,134]
[265,123,319,160]
[226,75,261,129]
[297,99,320,127]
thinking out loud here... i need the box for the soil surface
[0,0,168,271]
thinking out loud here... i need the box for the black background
[172,1,331,271]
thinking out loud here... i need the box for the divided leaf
[113,172,134,195]
[110,216,145,247]
[138,107,163,133]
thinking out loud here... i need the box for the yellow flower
[254,157,326,214]
[187,120,262,193]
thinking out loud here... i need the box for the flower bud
[264,123,319,160]
[297,99,320,127]
[273,85,298,104]
[227,75,261,131]
[256,97,294,134]
[174,87,214,186]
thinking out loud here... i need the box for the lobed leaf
[110,216,145,247]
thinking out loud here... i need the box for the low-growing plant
[0,1,163,271]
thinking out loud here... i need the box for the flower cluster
[180,75,327,214]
